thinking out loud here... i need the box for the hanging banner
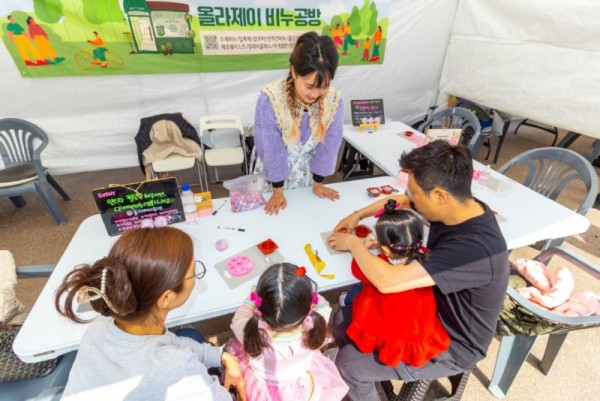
[0,0,390,78]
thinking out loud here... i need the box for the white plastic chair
[198,115,247,186]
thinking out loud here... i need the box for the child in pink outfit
[228,263,348,401]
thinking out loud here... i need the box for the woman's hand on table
[312,182,340,201]
[221,351,247,401]
[264,187,287,215]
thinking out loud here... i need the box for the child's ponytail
[303,310,327,350]
[243,313,269,358]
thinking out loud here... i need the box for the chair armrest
[535,246,600,279]
[16,264,55,278]
[507,246,600,326]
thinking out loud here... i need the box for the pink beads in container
[229,190,266,213]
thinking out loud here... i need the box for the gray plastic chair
[488,246,600,398]
[456,100,512,164]
[418,107,484,157]
[0,264,76,401]
[497,147,598,250]
[0,118,70,224]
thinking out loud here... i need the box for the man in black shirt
[328,141,509,401]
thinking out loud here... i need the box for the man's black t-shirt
[421,200,509,369]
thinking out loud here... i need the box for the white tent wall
[0,0,458,175]
[439,0,600,139]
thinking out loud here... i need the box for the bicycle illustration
[74,45,124,70]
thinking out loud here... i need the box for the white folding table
[14,127,590,363]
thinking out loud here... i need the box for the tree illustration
[83,0,123,24]
[348,6,362,36]
[34,0,64,23]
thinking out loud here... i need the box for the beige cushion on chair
[204,148,244,167]
[0,164,38,187]
[152,154,197,173]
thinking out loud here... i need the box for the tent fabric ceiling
[439,0,600,139]
[0,0,457,174]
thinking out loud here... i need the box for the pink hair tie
[374,202,401,218]
[312,292,319,306]
[250,291,263,316]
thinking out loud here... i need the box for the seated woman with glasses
[54,227,246,401]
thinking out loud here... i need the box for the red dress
[347,254,450,367]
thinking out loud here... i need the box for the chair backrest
[418,107,482,154]
[498,147,598,216]
[0,118,48,169]
[198,115,245,149]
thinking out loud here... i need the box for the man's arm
[328,233,435,293]
[333,194,410,233]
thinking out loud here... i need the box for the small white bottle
[180,184,197,217]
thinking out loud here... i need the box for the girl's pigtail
[243,313,269,358]
[383,199,398,215]
[303,310,327,350]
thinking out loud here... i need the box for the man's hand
[312,182,340,201]
[221,351,247,401]
[264,187,286,215]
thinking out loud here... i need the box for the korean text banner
[0,0,390,78]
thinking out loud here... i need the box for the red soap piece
[354,224,372,238]
[257,238,278,255]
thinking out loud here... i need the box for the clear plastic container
[180,184,197,216]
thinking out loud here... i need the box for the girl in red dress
[344,199,450,367]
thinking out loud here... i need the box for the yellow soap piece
[304,243,335,280]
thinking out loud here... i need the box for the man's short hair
[8,15,12,20]
[399,140,473,201]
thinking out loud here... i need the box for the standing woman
[54,227,245,401]
[253,31,343,215]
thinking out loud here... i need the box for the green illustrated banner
[0,0,390,78]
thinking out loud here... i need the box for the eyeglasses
[186,260,206,280]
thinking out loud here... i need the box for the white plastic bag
[222,174,267,213]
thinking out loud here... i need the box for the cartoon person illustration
[362,37,371,61]
[370,25,383,62]
[341,21,356,55]
[5,15,47,66]
[88,31,108,68]
[26,17,65,65]
[329,23,343,50]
